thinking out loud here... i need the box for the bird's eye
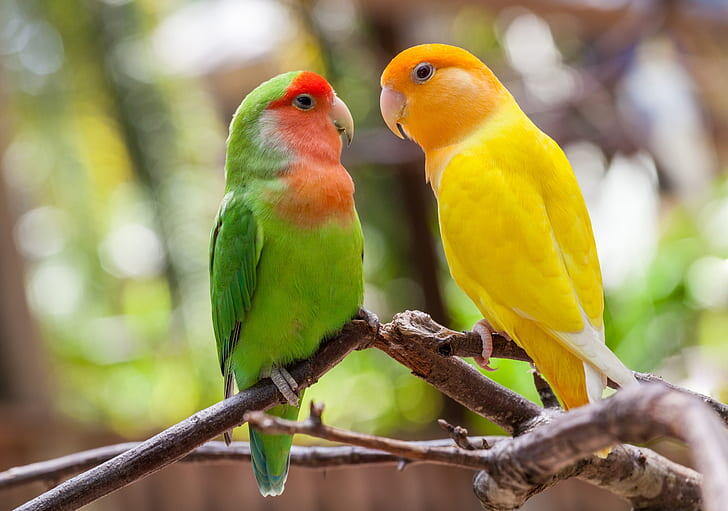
[412,62,434,84]
[293,94,315,110]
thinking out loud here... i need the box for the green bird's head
[224,71,354,185]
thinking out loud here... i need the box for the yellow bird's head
[380,44,508,152]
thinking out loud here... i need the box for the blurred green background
[1,0,727,509]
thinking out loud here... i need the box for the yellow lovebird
[380,44,637,410]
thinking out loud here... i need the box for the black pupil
[296,95,312,108]
[417,65,431,80]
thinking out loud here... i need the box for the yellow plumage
[381,44,637,410]
[437,105,604,408]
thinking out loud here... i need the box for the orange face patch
[380,44,507,151]
[274,161,355,228]
[263,71,355,227]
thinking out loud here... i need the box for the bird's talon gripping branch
[270,367,300,407]
[472,319,498,371]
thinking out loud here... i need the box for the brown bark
[9,311,725,511]
[245,383,718,511]
[12,320,374,511]
[0,437,499,490]
[395,310,728,424]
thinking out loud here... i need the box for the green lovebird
[209,71,364,496]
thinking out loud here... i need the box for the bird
[210,71,364,496]
[379,44,637,411]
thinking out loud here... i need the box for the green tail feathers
[249,403,300,497]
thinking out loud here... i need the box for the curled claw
[473,320,498,372]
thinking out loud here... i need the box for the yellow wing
[437,109,635,390]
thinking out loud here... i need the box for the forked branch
[249,383,724,511]
[8,310,726,511]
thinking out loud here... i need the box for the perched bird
[380,44,637,410]
[210,71,363,496]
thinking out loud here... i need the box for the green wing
[209,192,263,400]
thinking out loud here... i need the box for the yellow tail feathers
[514,321,589,410]
[514,322,613,457]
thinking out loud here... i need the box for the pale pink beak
[379,86,407,139]
[330,95,354,146]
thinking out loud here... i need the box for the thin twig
[0,437,498,491]
[244,406,491,470]
[248,384,724,511]
[635,372,728,424]
[532,370,561,409]
[437,419,480,450]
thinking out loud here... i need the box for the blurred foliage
[607,179,728,404]
[1,0,726,441]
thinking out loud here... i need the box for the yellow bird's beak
[330,95,354,146]
[379,86,407,140]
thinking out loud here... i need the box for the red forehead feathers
[269,71,333,108]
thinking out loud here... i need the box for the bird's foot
[472,319,501,372]
[270,366,300,407]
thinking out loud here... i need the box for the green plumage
[209,72,364,496]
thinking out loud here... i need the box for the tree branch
[389,309,530,362]
[13,320,374,511]
[0,437,500,491]
[248,383,725,511]
[10,310,726,511]
[373,311,543,435]
[472,383,723,511]
[634,372,728,425]
[577,445,702,511]
[245,404,494,470]
[401,309,728,424]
